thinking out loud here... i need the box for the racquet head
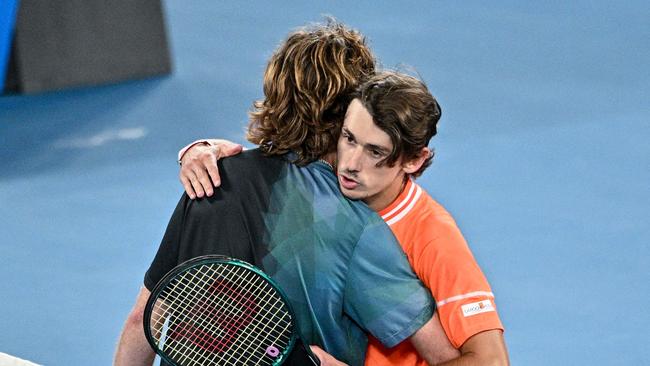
[143,255,317,366]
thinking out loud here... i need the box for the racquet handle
[283,339,320,366]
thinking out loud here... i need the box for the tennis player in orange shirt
[179,71,509,365]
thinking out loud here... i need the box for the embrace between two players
[115,19,509,366]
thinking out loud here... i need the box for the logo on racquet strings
[169,278,259,353]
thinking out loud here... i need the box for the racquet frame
[143,255,306,366]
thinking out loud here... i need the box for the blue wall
[0,0,19,90]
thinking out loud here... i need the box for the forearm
[435,354,507,366]
[434,353,482,366]
[409,314,460,365]
[433,330,509,366]
[114,322,155,366]
[114,287,156,366]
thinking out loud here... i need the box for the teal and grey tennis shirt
[145,149,434,366]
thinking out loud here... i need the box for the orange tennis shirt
[364,179,504,365]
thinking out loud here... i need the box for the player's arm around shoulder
[409,312,461,364]
[178,139,243,199]
[460,329,509,366]
[437,329,509,366]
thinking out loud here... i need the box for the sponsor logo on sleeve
[461,299,495,317]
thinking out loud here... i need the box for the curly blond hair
[247,19,375,165]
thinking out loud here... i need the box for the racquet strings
[149,263,294,366]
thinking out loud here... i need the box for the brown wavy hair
[247,19,375,165]
[352,71,442,178]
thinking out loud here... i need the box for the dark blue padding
[0,0,19,91]
[11,0,172,94]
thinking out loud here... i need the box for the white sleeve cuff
[177,139,212,164]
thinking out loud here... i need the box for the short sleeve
[414,218,503,348]
[343,216,434,348]
[143,193,189,291]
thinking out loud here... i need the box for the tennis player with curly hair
[175,25,510,366]
[115,20,460,366]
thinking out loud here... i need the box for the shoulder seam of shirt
[381,179,417,221]
[384,184,423,226]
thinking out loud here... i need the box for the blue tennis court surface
[1,1,648,364]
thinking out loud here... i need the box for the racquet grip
[283,339,320,366]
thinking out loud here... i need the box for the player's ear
[402,147,430,174]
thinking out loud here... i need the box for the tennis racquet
[143,255,320,366]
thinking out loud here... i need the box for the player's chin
[340,187,365,201]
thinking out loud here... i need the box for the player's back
[148,149,434,366]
